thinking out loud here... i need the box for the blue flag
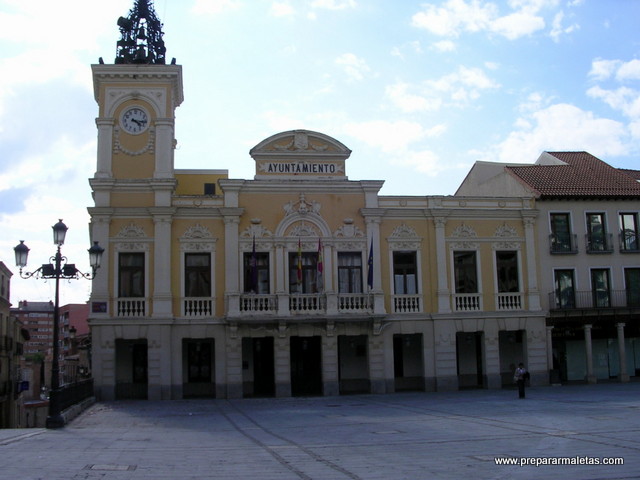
[367,239,373,290]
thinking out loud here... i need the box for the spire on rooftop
[114,0,169,65]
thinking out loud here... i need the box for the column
[617,323,630,383]
[89,215,111,317]
[154,118,175,179]
[224,216,241,316]
[523,216,541,311]
[152,214,173,317]
[95,118,114,178]
[434,217,451,313]
[365,217,385,314]
[583,324,596,384]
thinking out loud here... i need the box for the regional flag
[367,238,374,290]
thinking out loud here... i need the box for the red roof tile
[506,152,640,198]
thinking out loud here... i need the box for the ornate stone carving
[273,131,329,152]
[283,193,321,216]
[494,224,518,238]
[180,224,216,252]
[116,223,147,238]
[182,224,212,239]
[388,223,421,250]
[240,221,273,239]
[334,219,364,238]
[289,221,320,237]
[451,224,477,238]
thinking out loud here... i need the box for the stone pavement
[1,383,640,480]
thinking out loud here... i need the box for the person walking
[514,362,528,399]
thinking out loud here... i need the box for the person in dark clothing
[514,362,527,399]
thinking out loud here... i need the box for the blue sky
[1,0,639,304]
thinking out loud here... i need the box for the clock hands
[131,118,147,127]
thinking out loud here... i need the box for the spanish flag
[297,238,302,284]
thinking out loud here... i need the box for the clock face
[121,107,149,134]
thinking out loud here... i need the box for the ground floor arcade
[90,314,548,401]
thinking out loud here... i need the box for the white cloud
[588,58,621,81]
[343,120,444,153]
[310,0,356,10]
[411,0,496,38]
[493,103,631,162]
[428,65,500,101]
[191,0,242,15]
[432,40,457,52]
[616,59,640,82]
[270,2,295,17]
[386,82,442,113]
[491,11,545,39]
[391,150,444,176]
[411,0,560,40]
[335,53,371,82]
[587,86,640,119]
[549,10,579,42]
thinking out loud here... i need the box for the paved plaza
[1,383,640,479]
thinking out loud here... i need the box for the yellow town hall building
[87,1,548,400]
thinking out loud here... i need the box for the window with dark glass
[338,252,363,293]
[591,268,611,308]
[550,213,572,252]
[393,251,417,294]
[244,252,270,294]
[496,251,519,292]
[453,251,477,293]
[554,269,575,309]
[185,253,211,297]
[586,213,607,252]
[289,252,318,294]
[118,252,144,297]
[625,268,640,307]
[620,213,639,251]
[187,341,212,383]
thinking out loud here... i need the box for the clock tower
[88,0,183,385]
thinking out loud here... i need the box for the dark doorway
[183,339,215,398]
[338,335,370,394]
[393,334,425,391]
[290,336,322,396]
[115,339,148,399]
[456,332,484,389]
[243,337,275,397]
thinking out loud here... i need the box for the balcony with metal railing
[549,233,578,254]
[548,289,640,310]
[585,233,613,254]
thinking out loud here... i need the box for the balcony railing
[620,231,640,253]
[183,297,214,317]
[453,293,482,312]
[338,293,373,313]
[549,289,640,310]
[289,294,326,314]
[585,233,613,253]
[496,292,523,310]
[392,294,421,313]
[549,233,578,254]
[239,294,278,313]
[116,298,147,317]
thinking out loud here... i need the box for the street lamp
[14,220,103,429]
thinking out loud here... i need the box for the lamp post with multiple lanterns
[14,220,103,429]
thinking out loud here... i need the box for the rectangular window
[620,213,639,251]
[591,268,611,308]
[586,213,607,252]
[496,251,519,293]
[118,253,144,298]
[338,252,363,293]
[184,253,211,297]
[554,269,575,309]
[454,251,478,294]
[393,251,417,294]
[625,268,640,307]
[550,213,573,253]
[289,252,318,294]
[244,252,270,294]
